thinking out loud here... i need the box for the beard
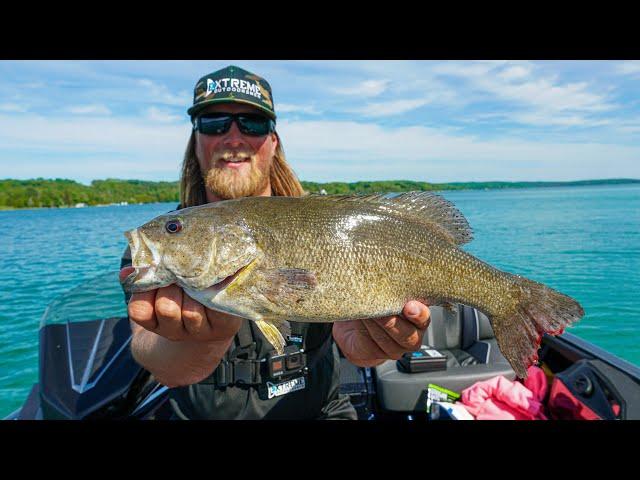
[203,151,271,200]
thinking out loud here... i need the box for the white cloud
[333,79,389,97]
[433,61,615,127]
[434,61,507,79]
[435,62,612,111]
[510,111,613,128]
[615,61,640,75]
[613,117,640,134]
[350,83,459,117]
[498,79,611,113]
[277,119,640,182]
[276,103,321,114]
[0,103,27,113]
[0,112,191,180]
[356,98,433,117]
[137,78,190,106]
[146,106,182,123]
[497,64,533,81]
[67,104,112,115]
[1,114,638,182]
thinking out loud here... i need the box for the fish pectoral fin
[255,318,291,355]
[265,268,318,289]
[261,268,318,304]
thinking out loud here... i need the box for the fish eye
[165,219,182,234]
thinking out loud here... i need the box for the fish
[121,192,584,378]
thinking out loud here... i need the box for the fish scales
[231,196,517,321]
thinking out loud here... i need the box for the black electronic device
[397,345,447,373]
[267,345,307,379]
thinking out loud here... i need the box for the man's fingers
[334,321,388,364]
[155,285,183,321]
[128,285,243,343]
[401,301,431,330]
[128,290,158,330]
[203,306,244,341]
[181,294,209,337]
[362,318,408,360]
[373,314,424,351]
[154,285,186,340]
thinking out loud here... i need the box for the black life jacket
[168,319,355,420]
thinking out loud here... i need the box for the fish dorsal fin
[308,191,473,245]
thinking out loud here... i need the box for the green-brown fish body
[122,192,584,378]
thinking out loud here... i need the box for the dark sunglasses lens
[237,115,272,136]
[198,115,232,134]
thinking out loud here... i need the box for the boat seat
[374,304,516,413]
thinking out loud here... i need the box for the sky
[1,60,639,184]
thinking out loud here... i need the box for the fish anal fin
[255,318,290,355]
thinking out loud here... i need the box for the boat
[5,271,640,420]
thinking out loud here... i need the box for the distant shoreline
[1,178,638,210]
[0,203,153,211]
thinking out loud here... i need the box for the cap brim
[187,98,276,120]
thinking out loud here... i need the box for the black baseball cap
[187,65,276,120]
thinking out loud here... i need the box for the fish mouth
[121,264,164,293]
[122,229,168,292]
[123,265,154,283]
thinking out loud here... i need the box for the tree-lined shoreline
[1,178,638,210]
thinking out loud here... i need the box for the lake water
[1,184,639,417]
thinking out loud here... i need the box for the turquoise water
[1,184,639,417]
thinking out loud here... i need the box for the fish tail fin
[491,277,584,379]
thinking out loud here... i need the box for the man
[119,65,431,419]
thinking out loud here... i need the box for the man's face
[194,103,278,200]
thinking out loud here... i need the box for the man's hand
[332,301,431,368]
[120,267,244,386]
[120,267,243,343]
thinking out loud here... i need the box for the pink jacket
[460,366,548,420]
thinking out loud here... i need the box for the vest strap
[200,322,333,388]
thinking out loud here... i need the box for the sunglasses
[193,112,276,136]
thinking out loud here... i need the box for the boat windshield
[40,271,129,327]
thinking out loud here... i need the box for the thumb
[402,301,431,329]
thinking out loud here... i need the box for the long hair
[179,131,305,208]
